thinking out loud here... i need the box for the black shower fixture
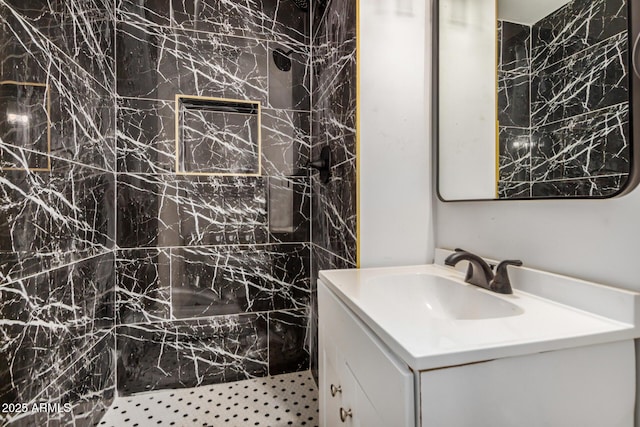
[273,48,293,72]
[291,0,309,11]
[307,146,331,184]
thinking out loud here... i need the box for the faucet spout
[444,249,495,291]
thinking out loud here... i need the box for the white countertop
[319,250,640,371]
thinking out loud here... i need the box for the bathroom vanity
[318,249,640,426]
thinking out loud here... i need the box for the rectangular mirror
[435,0,640,200]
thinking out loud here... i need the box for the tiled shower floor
[98,371,319,427]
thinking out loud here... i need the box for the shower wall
[497,19,531,198]
[114,0,314,395]
[0,0,116,425]
[310,0,358,380]
[498,0,629,198]
[0,0,357,418]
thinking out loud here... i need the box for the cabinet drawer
[319,281,414,427]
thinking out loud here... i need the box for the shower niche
[176,95,261,176]
[0,81,51,171]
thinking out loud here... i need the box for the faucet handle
[496,260,523,270]
[490,260,523,294]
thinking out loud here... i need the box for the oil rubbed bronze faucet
[444,249,522,294]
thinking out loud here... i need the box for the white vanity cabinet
[318,280,414,427]
[318,254,640,427]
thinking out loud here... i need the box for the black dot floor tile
[98,371,318,427]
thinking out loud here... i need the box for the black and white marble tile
[49,92,116,172]
[309,244,356,385]
[0,326,114,427]
[117,23,270,104]
[313,51,356,147]
[171,245,310,318]
[116,316,269,395]
[0,83,50,170]
[498,181,531,199]
[499,21,531,74]
[268,176,311,243]
[117,174,312,248]
[36,331,114,427]
[262,108,311,176]
[498,72,530,128]
[312,0,330,39]
[119,175,267,247]
[116,97,175,174]
[498,0,630,199]
[531,175,628,197]
[0,0,117,400]
[311,7,356,262]
[118,0,310,44]
[0,6,115,170]
[309,0,357,382]
[0,0,345,422]
[499,127,531,183]
[269,309,310,375]
[497,19,533,199]
[532,0,627,72]
[116,22,310,110]
[113,0,317,401]
[178,100,261,175]
[116,249,171,324]
[268,41,311,111]
[0,0,115,94]
[0,253,114,330]
[531,32,628,127]
[531,103,629,182]
[0,1,116,172]
[117,100,311,176]
[116,174,170,248]
[311,165,357,266]
[0,167,115,282]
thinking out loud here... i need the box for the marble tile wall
[0,0,357,419]
[498,0,630,198]
[114,0,314,396]
[498,20,532,198]
[310,0,357,381]
[0,0,117,425]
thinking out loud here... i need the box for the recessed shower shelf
[175,95,262,176]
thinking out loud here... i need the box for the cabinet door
[333,362,386,427]
[420,341,634,427]
[353,376,386,427]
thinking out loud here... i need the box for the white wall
[435,194,640,293]
[438,0,497,200]
[358,0,434,267]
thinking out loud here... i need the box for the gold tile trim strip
[0,81,52,172]
[174,94,262,177]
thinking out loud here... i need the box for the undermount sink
[365,273,524,320]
